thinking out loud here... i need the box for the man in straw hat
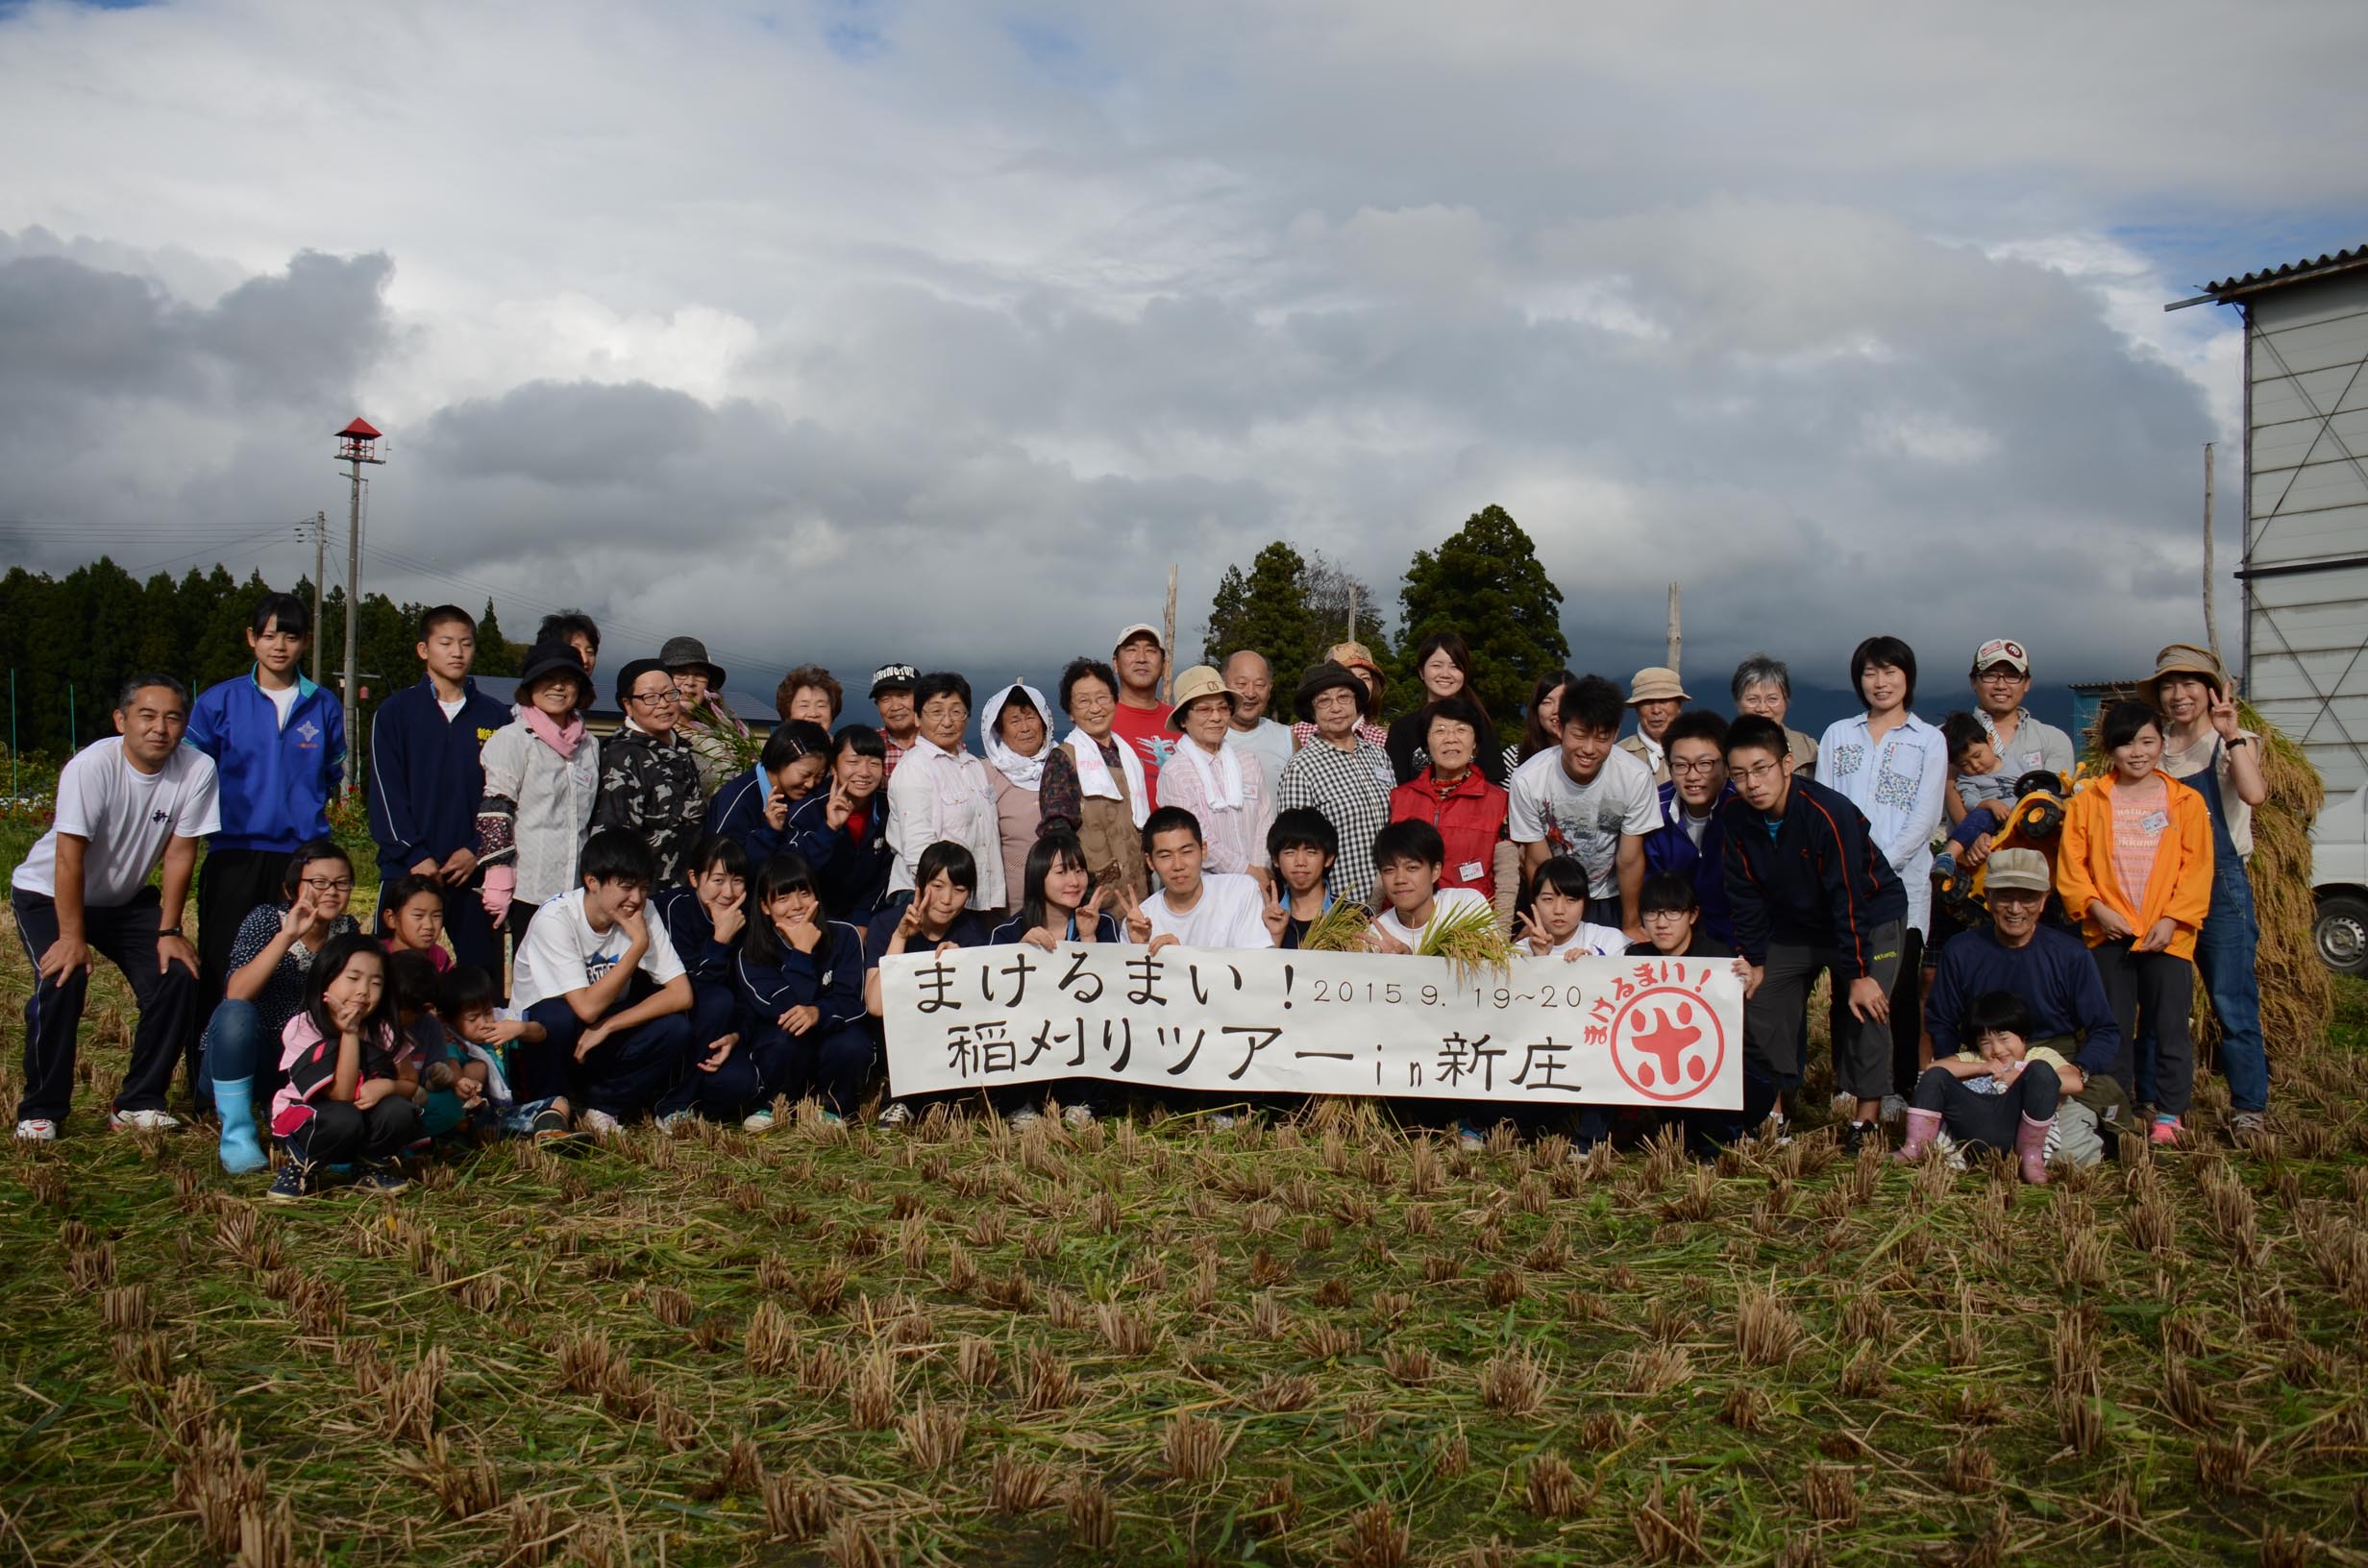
[1159,665,1277,884]
[2149,643,2270,1133]
[1618,667,1689,785]
[1921,847,2125,1166]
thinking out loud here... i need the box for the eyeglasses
[1977,670,2027,683]
[301,876,355,894]
[1669,757,1721,777]
[629,688,678,706]
[1733,761,1785,784]
[1640,909,1690,923]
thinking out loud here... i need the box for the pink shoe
[1893,1107,1943,1163]
[2016,1113,2054,1185]
[2148,1115,2183,1146]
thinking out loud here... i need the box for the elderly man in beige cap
[2149,642,2270,1131]
[1159,665,1276,885]
[1618,667,1689,785]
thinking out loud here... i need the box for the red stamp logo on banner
[1607,984,1726,1102]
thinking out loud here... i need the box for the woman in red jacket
[1388,695,1509,902]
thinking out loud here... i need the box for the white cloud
[0,0,2359,695]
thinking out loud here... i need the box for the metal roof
[2197,244,2368,302]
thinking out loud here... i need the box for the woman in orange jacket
[2055,700,2213,1144]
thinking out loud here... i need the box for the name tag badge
[1458,861,1485,883]
[2022,750,2043,770]
[2139,810,2170,835]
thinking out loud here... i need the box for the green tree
[474,599,521,676]
[1392,504,1567,721]
[1201,542,1384,682]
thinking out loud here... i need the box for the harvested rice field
[4,936,2367,1567]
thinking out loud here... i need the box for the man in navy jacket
[366,605,512,975]
[1719,714,1908,1150]
[185,593,345,1081]
[1641,709,1735,946]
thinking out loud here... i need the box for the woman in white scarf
[1037,657,1150,904]
[979,679,1056,919]
[1159,664,1275,886]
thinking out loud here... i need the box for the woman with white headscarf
[1038,656,1151,905]
[979,678,1057,919]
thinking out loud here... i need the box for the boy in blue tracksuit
[366,605,513,976]
[650,836,759,1126]
[1640,709,1736,948]
[1718,714,1909,1151]
[185,593,346,1095]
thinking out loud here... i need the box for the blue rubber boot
[215,1078,267,1174]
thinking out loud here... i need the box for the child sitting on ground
[378,873,452,973]
[1366,820,1495,953]
[384,949,472,1139]
[1894,990,2066,1184]
[439,965,571,1142]
[267,935,425,1202]
[654,836,750,1114]
[1514,854,1629,960]
[735,851,869,1130]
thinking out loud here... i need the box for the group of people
[10,587,2271,1199]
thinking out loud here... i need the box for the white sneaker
[876,1101,913,1129]
[110,1108,181,1133]
[579,1109,624,1139]
[14,1118,58,1141]
[741,1110,777,1134]
[1007,1107,1042,1131]
[657,1110,697,1135]
[1061,1104,1097,1129]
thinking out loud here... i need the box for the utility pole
[1665,583,1683,674]
[2203,442,2222,667]
[310,510,327,687]
[1161,565,1179,705]
[1345,585,1358,647]
[334,420,384,794]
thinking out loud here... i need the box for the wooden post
[1346,585,1359,647]
[1162,564,1178,705]
[1665,582,1682,674]
[2203,442,2222,667]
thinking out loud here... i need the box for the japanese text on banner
[877,946,1740,1109]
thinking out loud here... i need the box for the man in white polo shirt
[12,674,219,1139]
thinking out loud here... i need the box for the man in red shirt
[1106,624,1174,807]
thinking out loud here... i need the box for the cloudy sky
[3,0,2364,711]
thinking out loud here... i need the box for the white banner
[878,945,1741,1109]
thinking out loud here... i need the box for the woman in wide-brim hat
[476,639,602,950]
[2145,641,2272,1133]
[1290,641,1390,751]
[663,634,751,795]
[1160,664,1277,881]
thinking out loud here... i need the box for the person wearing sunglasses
[593,658,708,886]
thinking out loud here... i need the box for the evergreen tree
[474,599,521,676]
[1199,542,1383,683]
[1393,504,1567,721]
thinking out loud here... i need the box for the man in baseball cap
[1920,846,2125,1167]
[869,663,921,777]
[1964,638,2074,783]
[1107,624,1173,805]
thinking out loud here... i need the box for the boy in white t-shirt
[12,675,220,1140]
[1509,674,1659,939]
[1514,855,1630,961]
[1129,807,1274,952]
[1366,821,1494,954]
[507,828,693,1136]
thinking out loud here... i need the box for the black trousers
[2093,941,2196,1115]
[1745,919,1904,1102]
[1887,927,1926,1096]
[12,887,199,1125]
[194,846,293,1103]
[1912,1060,2060,1152]
[283,1095,423,1164]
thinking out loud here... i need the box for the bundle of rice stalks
[1297,901,1375,954]
[1416,898,1513,982]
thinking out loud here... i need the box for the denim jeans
[2194,859,2268,1113]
